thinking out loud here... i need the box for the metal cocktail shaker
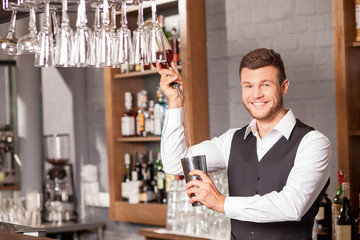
[181,155,207,207]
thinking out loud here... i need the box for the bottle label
[335,225,351,240]
[316,206,325,220]
[121,116,135,136]
[136,114,145,135]
[121,182,129,199]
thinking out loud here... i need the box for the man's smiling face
[241,66,288,121]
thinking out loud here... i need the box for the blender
[43,134,77,223]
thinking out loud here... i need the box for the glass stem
[94,5,101,30]
[43,1,51,31]
[29,7,37,34]
[102,0,110,27]
[61,0,70,26]
[79,0,87,26]
[7,11,17,39]
[111,6,116,31]
[151,0,157,24]
[121,0,127,27]
[52,12,58,36]
[137,0,144,27]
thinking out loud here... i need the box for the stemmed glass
[0,11,18,55]
[132,0,150,70]
[35,1,54,67]
[110,6,118,68]
[55,0,73,67]
[87,4,101,67]
[149,0,172,69]
[116,0,133,68]
[17,5,38,55]
[99,0,112,67]
[72,0,91,67]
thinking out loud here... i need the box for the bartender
[157,48,331,239]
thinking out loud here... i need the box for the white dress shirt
[161,108,331,223]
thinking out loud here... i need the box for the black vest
[227,119,329,240]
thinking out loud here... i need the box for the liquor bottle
[154,149,167,203]
[139,153,154,203]
[336,182,355,240]
[147,150,155,190]
[334,170,346,239]
[136,90,148,137]
[356,193,360,240]
[170,27,180,66]
[121,153,132,201]
[131,151,142,181]
[315,190,332,240]
[145,100,155,136]
[121,92,136,137]
[154,87,168,136]
[158,15,170,40]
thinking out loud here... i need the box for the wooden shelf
[111,201,167,226]
[139,228,211,240]
[350,131,360,136]
[350,41,360,47]
[114,66,182,79]
[116,136,161,142]
[0,185,20,191]
[104,0,208,226]
[333,0,360,214]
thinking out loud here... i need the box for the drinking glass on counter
[166,171,230,239]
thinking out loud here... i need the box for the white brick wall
[205,0,337,198]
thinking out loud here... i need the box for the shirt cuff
[165,107,183,128]
[224,195,262,221]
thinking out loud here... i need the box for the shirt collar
[244,109,296,140]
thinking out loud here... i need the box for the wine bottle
[145,100,155,136]
[139,153,154,203]
[336,182,355,240]
[131,151,142,181]
[315,190,332,240]
[136,90,148,137]
[154,149,167,203]
[121,153,132,201]
[334,170,346,239]
[158,15,170,40]
[154,87,167,136]
[356,193,360,240]
[121,92,136,137]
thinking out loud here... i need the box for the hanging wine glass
[17,5,38,55]
[72,0,91,67]
[87,4,101,67]
[35,1,54,67]
[0,11,18,55]
[55,0,73,67]
[98,0,112,67]
[149,0,172,69]
[110,5,118,68]
[116,0,133,68]
[132,0,150,70]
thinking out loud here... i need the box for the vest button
[250,231,255,235]
[255,189,259,194]
[257,176,260,181]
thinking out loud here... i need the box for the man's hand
[185,169,226,213]
[156,62,184,109]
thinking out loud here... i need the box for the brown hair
[239,48,287,84]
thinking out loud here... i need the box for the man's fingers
[189,169,210,182]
